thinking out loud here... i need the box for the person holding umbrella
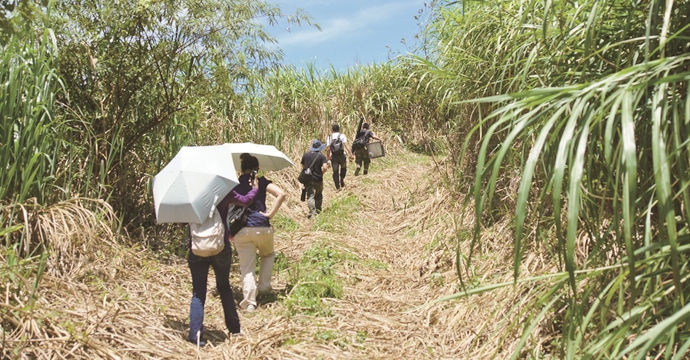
[232,153,286,311]
[186,176,258,346]
[154,143,293,343]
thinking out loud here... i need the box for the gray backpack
[330,133,344,155]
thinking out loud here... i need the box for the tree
[52,0,316,226]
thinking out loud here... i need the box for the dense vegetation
[416,1,690,357]
[2,0,689,358]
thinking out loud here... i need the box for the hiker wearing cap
[326,123,355,190]
[301,139,330,218]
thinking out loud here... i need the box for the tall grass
[414,0,690,357]
[0,30,61,205]
[1,28,63,253]
[255,60,446,156]
[1,26,116,251]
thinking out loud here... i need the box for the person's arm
[230,187,258,206]
[321,155,330,173]
[220,179,258,207]
[217,184,255,233]
[261,183,285,219]
[343,135,354,158]
[371,132,383,144]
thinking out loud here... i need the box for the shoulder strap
[307,152,319,169]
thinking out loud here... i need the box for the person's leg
[306,185,317,218]
[187,252,209,345]
[252,227,275,294]
[363,152,371,175]
[337,156,347,187]
[314,182,324,214]
[209,246,241,334]
[354,149,363,175]
[331,159,341,189]
[233,228,258,310]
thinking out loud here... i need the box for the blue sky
[266,0,428,71]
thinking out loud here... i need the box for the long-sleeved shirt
[232,174,274,228]
[188,187,258,248]
[217,187,258,244]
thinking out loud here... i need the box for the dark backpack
[298,154,320,185]
[330,133,344,155]
[351,130,367,151]
[226,204,249,236]
[351,136,366,151]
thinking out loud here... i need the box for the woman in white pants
[232,153,286,311]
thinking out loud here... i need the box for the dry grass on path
[3,147,556,359]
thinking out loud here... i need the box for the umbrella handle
[210,194,219,219]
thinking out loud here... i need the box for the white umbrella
[223,142,294,171]
[153,145,239,224]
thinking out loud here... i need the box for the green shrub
[283,244,348,317]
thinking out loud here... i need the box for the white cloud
[276,18,358,46]
[275,0,421,47]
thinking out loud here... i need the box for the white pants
[233,227,274,309]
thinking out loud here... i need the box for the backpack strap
[306,152,319,170]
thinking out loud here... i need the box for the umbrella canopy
[223,142,294,171]
[153,145,239,224]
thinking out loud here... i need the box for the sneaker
[258,287,273,295]
[230,331,245,337]
[340,181,345,188]
[354,167,360,176]
[246,305,256,312]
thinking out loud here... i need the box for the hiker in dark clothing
[326,123,355,190]
[352,122,383,176]
[187,180,258,346]
[300,139,330,218]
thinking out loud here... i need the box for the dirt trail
[218,151,463,359]
[17,149,480,359]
